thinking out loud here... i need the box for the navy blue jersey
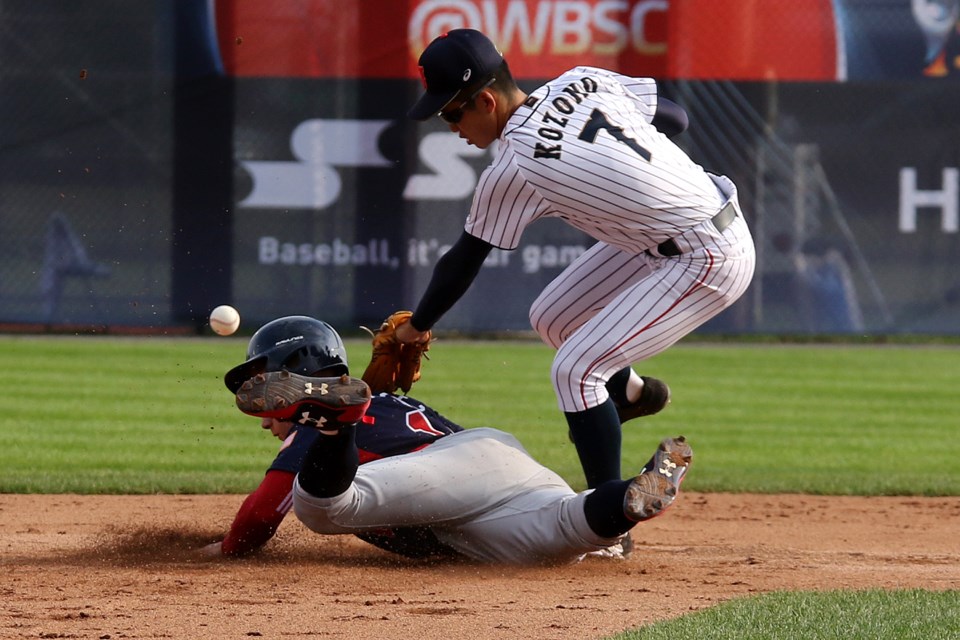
[269,392,464,474]
[264,392,466,560]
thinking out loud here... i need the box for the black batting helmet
[224,315,349,393]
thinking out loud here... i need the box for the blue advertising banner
[227,77,959,334]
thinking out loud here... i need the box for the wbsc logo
[408,0,668,57]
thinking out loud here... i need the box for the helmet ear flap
[223,354,269,393]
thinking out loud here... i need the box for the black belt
[654,202,737,257]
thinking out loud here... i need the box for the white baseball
[209,305,240,336]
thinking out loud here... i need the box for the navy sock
[296,424,359,498]
[605,367,632,407]
[583,478,635,538]
[565,399,622,489]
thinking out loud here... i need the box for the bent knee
[529,303,564,348]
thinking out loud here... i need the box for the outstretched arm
[201,469,296,557]
[398,231,494,340]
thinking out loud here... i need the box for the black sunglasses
[438,77,496,124]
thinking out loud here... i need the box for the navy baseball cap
[408,29,503,121]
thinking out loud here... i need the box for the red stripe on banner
[667,0,839,80]
[214,0,417,78]
[213,0,670,78]
[214,0,838,80]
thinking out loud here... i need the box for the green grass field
[623,589,960,640]
[1,334,958,639]
[3,335,957,495]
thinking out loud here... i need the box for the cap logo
[463,69,472,82]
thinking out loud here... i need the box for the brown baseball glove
[361,311,431,394]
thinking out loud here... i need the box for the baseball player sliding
[206,314,692,565]
[397,29,755,491]
[201,315,463,558]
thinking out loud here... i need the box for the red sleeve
[220,469,296,557]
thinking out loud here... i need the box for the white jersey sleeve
[568,66,659,119]
[465,66,727,254]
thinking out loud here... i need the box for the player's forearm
[220,470,294,556]
[410,231,493,331]
[221,516,280,556]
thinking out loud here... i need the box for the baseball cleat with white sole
[584,532,634,560]
[623,436,692,522]
[235,371,371,430]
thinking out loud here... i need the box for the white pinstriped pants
[292,428,616,565]
[529,182,756,413]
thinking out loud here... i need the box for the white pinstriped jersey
[465,66,726,253]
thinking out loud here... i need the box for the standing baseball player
[228,314,693,565]
[397,29,755,490]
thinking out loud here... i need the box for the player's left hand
[395,318,430,344]
[361,311,431,394]
[198,540,224,559]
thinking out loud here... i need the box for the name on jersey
[533,76,599,160]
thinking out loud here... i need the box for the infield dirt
[2,493,957,639]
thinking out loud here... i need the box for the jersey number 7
[578,108,652,161]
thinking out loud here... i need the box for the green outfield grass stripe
[1,337,958,495]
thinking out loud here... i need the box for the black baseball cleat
[235,371,371,430]
[623,436,692,522]
[615,376,671,424]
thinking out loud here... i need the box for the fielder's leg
[582,435,693,537]
[564,401,622,489]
